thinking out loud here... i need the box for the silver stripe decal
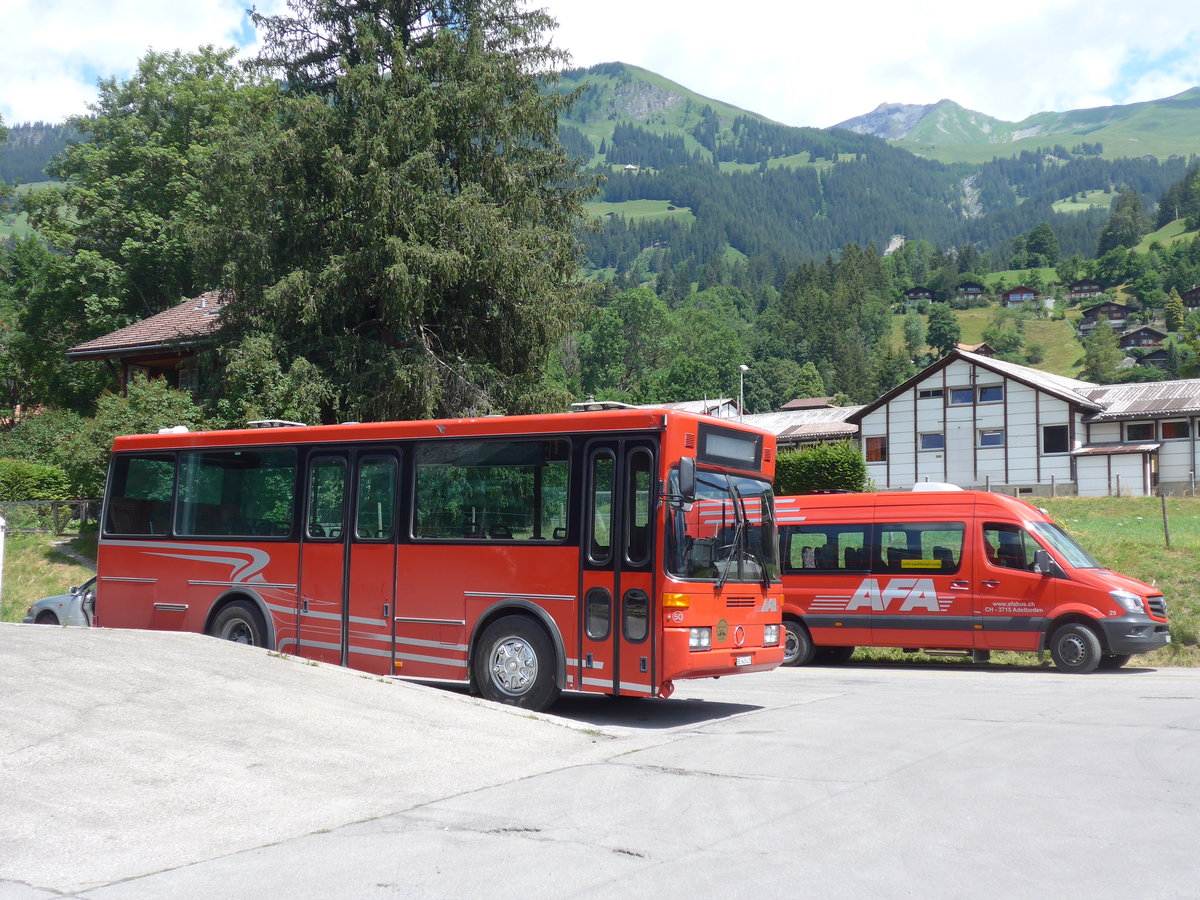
[464,591,575,602]
[396,651,469,669]
[395,616,466,626]
[189,580,297,589]
[619,681,653,693]
[581,676,612,688]
[348,615,387,627]
[396,636,469,651]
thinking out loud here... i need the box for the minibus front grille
[1147,596,1167,618]
[725,598,755,608]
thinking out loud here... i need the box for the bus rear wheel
[1048,622,1102,673]
[782,619,815,667]
[473,615,560,710]
[209,601,267,648]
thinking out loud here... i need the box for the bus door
[975,521,1056,652]
[580,441,657,697]
[298,449,400,672]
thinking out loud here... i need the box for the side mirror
[678,456,696,504]
[1032,549,1061,577]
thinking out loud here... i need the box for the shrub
[775,441,867,495]
[0,457,71,501]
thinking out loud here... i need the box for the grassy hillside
[895,87,1200,163]
[583,198,695,223]
[1136,217,1198,251]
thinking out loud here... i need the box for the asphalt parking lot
[3,622,1199,899]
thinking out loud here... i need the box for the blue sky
[3,0,1199,128]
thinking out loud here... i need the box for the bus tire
[209,601,267,648]
[1048,622,1102,674]
[1097,653,1132,670]
[473,615,560,710]
[782,619,815,667]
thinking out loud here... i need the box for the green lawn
[583,198,696,223]
[1,532,96,623]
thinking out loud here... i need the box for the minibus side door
[975,521,1056,651]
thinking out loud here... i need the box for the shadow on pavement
[425,682,761,730]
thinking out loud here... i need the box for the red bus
[96,407,783,709]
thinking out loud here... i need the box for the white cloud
[1,0,288,125]
[544,0,1200,126]
[3,0,1198,129]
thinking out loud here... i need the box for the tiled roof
[66,291,226,360]
[780,396,835,410]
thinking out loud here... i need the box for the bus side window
[105,454,174,536]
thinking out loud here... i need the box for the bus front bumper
[1097,616,1171,655]
[662,629,785,681]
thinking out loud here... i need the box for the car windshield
[666,469,780,584]
[1029,521,1102,569]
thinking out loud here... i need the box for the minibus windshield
[1029,521,1102,569]
[666,470,780,584]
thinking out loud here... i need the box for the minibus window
[982,523,1042,571]
[873,522,964,574]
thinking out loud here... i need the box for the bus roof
[110,407,775,453]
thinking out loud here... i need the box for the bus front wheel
[1048,622,1102,673]
[209,601,267,648]
[473,615,560,710]
[782,619,815,667]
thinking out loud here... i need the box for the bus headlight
[1110,589,1145,615]
[689,627,711,650]
[763,624,779,646]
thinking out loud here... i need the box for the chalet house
[848,348,1200,496]
[956,342,995,357]
[1001,285,1043,308]
[1119,326,1166,350]
[1182,286,1200,309]
[1079,301,1129,335]
[1137,348,1170,368]
[903,286,935,303]
[956,281,986,301]
[65,291,226,395]
[1067,279,1104,301]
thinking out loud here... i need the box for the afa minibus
[776,487,1170,673]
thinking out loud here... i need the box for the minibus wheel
[1048,622,1102,673]
[209,601,267,648]
[782,619,815,667]
[473,615,561,710]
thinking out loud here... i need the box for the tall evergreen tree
[202,0,597,421]
[1082,319,1122,383]
[1097,188,1152,256]
[926,303,961,357]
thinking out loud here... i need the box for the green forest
[4,2,1200,500]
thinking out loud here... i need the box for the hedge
[774,441,867,495]
[0,457,72,502]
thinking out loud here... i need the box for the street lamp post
[738,364,749,421]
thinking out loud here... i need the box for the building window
[1161,420,1191,440]
[978,385,1004,403]
[919,433,945,451]
[979,428,1005,448]
[866,436,888,463]
[949,388,975,405]
[1042,425,1070,455]
[1125,422,1154,441]
[919,388,944,399]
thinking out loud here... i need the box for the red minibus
[776,487,1170,673]
[95,407,783,709]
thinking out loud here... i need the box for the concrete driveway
[3,623,1198,898]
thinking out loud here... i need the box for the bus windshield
[1029,520,1102,569]
[667,469,780,584]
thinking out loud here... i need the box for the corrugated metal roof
[1072,442,1161,456]
[1081,379,1200,421]
[959,351,1102,408]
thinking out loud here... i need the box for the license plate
[735,655,752,666]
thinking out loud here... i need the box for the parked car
[23,576,96,627]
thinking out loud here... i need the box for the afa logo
[847,578,943,612]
